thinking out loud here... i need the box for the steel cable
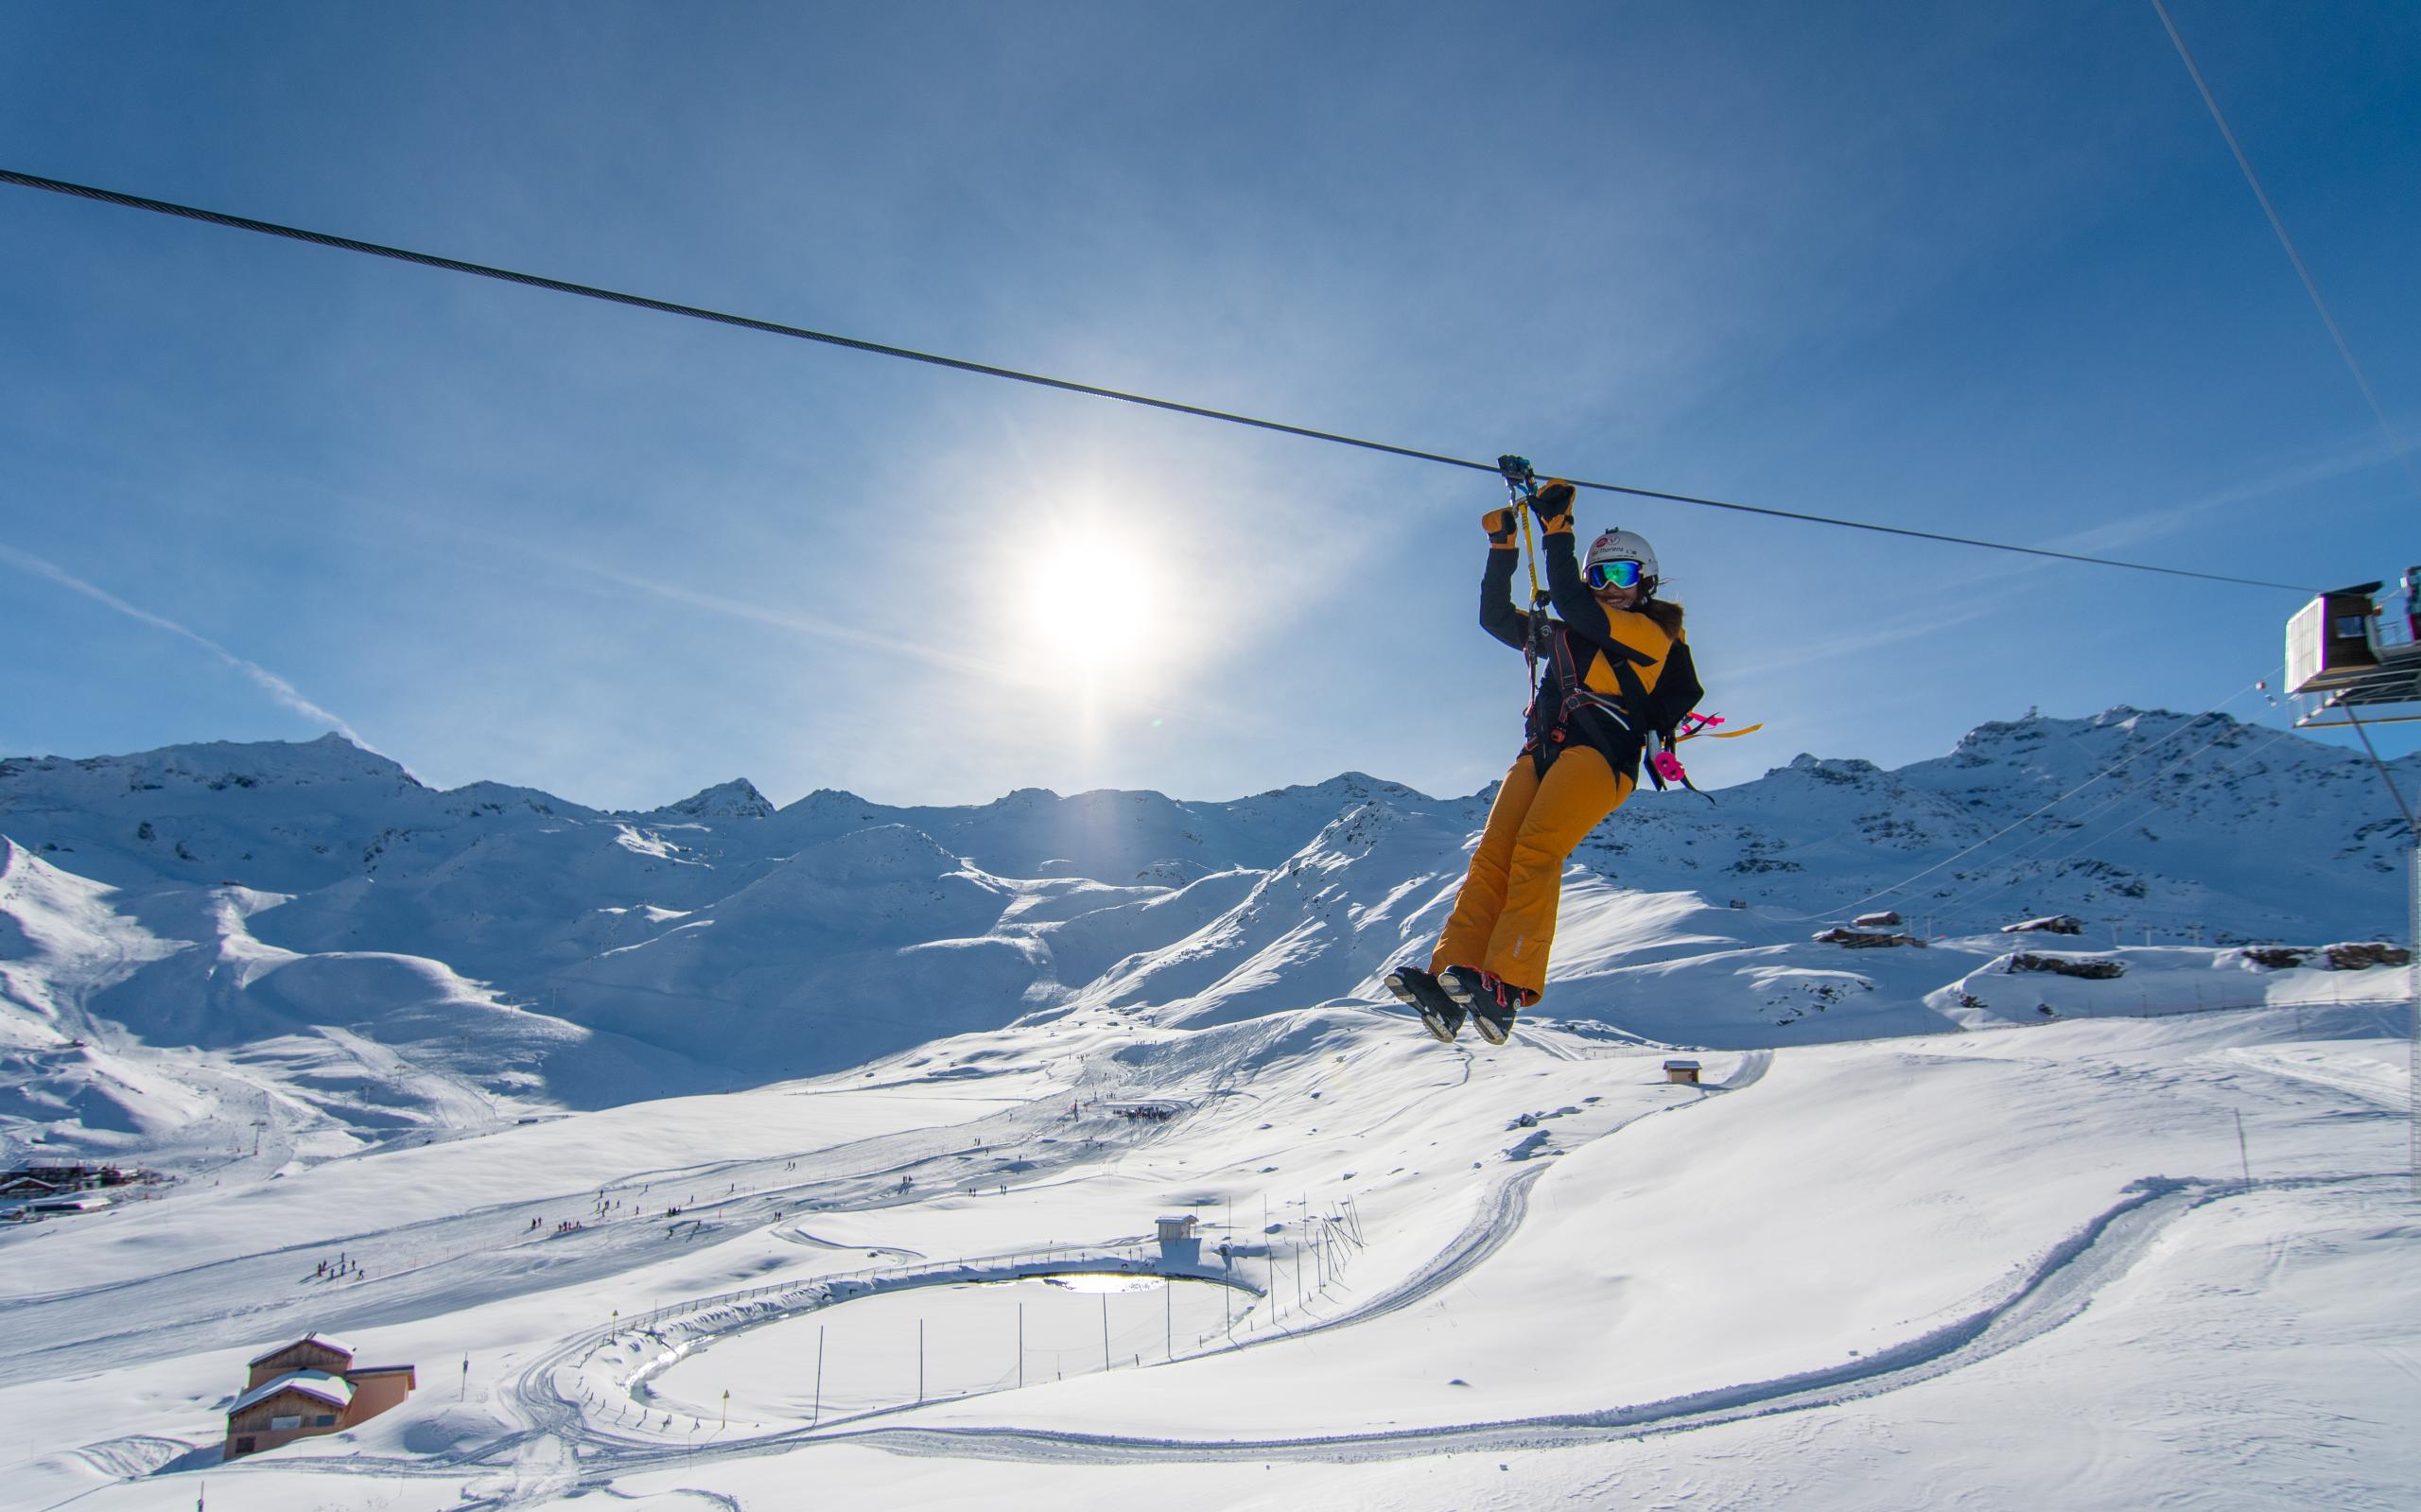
[0,166,2319,594]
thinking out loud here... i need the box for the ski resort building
[1155,1214,1199,1243]
[224,1334,416,1459]
[1663,1059,1702,1085]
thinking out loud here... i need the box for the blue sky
[3,1,2416,810]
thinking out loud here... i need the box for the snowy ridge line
[1910,714,2308,932]
[1788,686,2276,927]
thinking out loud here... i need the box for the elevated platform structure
[2284,574,2421,1199]
[2286,574,2421,728]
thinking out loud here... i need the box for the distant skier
[1387,472,1703,1045]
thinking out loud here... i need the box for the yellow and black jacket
[1480,497,1702,783]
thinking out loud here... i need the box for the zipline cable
[0,165,2317,595]
[2149,0,2421,510]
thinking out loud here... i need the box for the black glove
[1481,506,1520,546]
[1528,478,1576,530]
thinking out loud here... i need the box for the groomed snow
[1,998,2412,1510]
[3,724,2415,1508]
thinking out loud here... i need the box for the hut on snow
[224,1334,416,1459]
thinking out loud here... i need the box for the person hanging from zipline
[1387,459,1706,1046]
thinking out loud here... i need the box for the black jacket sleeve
[1541,530,1617,650]
[1648,639,1705,742]
[1479,546,1533,652]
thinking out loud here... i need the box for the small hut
[225,1334,416,1459]
[1663,1059,1702,1086]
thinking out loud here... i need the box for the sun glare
[1021,533,1157,677]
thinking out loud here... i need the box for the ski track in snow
[568,1173,2396,1475]
[177,1060,2400,1503]
[1712,1047,1773,1090]
[387,1174,2404,1492]
[0,1087,1137,1391]
[775,1229,925,1260]
[2225,1045,2411,1112]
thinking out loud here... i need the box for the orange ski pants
[1429,746,1633,1004]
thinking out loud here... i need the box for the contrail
[0,542,370,747]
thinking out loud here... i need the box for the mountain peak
[651,779,775,821]
[0,734,418,793]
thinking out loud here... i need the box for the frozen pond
[651,1272,1255,1422]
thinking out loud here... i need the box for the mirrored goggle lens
[1585,559,1645,589]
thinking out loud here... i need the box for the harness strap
[1535,625,1697,789]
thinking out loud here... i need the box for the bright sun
[1021,534,1157,677]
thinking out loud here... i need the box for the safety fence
[568,1213,1369,1434]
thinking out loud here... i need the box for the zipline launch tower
[2284,571,2421,728]
[2285,571,2421,1197]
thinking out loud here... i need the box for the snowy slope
[0,999,2410,1511]
[0,710,2413,1510]
[2,707,2412,1167]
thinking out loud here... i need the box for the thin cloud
[0,543,371,748]
[1734,590,2011,680]
[2051,425,2413,559]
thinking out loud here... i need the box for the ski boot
[1384,966,1465,1043]
[1438,965,1522,1046]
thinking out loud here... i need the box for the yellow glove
[1480,507,1520,547]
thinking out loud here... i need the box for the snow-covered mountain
[2,709,2411,1166]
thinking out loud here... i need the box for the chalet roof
[231,1370,356,1416]
[248,1332,354,1367]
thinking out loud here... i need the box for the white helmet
[1585,528,1660,591]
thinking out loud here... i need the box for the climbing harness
[1497,453,1749,802]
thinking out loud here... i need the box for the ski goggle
[1584,559,1646,590]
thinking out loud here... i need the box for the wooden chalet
[225,1333,416,1459]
